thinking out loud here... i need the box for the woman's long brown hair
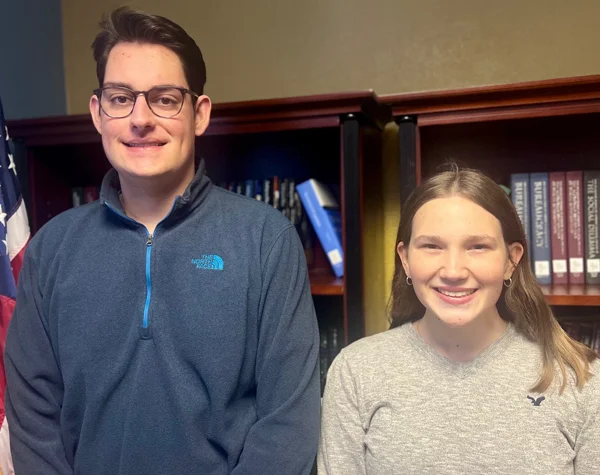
[388,166,597,393]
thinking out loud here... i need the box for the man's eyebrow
[102,81,134,89]
[102,82,185,90]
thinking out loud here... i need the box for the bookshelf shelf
[309,270,344,296]
[541,285,600,307]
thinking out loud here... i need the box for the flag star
[4,126,9,141]
[0,204,6,227]
[8,153,16,175]
[1,240,6,255]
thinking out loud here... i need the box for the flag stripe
[7,199,29,261]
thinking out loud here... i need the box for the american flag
[0,96,30,474]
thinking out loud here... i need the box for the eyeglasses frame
[93,85,200,119]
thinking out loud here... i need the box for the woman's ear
[397,241,410,278]
[505,242,524,279]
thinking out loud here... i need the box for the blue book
[297,179,344,278]
[530,172,552,285]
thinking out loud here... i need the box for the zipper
[104,198,180,340]
[142,233,153,335]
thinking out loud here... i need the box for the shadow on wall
[0,0,66,120]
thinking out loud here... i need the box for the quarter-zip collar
[100,158,213,225]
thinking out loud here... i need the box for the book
[510,173,532,261]
[566,171,585,284]
[583,170,600,284]
[530,172,552,285]
[297,179,344,278]
[549,172,568,284]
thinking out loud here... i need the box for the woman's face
[398,195,523,328]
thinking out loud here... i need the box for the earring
[406,276,413,286]
[503,277,512,288]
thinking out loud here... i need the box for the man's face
[90,42,210,185]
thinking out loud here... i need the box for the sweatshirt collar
[100,158,212,223]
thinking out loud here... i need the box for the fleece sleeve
[231,226,321,475]
[4,251,72,474]
[317,350,366,475]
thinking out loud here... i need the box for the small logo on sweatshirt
[527,395,545,406]
[192,255,224,271]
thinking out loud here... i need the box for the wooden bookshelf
[382,75,600,309]
[541,286,600,307]
[309,269,344,296]
[8,91,391,346]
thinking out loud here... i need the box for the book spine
[510,173,531,262]
[566,171,585,284]
[549,172,568,284]
[530,172,552,285]
[71,187,84,207]
[297,180,344,278]
[583,170,600,284]
[83,186,99,203]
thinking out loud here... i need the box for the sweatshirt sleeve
[317,350,367,475]
[231,225,321,475]
[4,251,72,474]
[574,366,600,475]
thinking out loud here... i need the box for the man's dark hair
[92,6,207,95]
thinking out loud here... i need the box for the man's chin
[116,166,170,182]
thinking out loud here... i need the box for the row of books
[510,171,599,285]
[72,186,99,206]
[560,319,600,355]
[216,178,302,223]
[216,177,344,278]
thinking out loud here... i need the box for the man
[5,7,320,474]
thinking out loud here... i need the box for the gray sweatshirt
[318,322,599,475]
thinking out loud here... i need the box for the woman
[318,167,599,474]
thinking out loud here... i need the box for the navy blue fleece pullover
[5,161,321,474]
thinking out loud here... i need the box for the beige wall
[62,0,600,114]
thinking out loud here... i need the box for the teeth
[438,289,476,297]
[126,143,163,147]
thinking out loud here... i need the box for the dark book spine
[72,187,84,207]
[272,176,280,209]
[254,179,262,201]
[83,186,99,203]
[262,179,272,206]
[584,170,600,284]
[530,173,552,285]
[510,173,531,263]
[549,172,568,284]
[244,179,254,198]
[280,179,289,219]
[566,171,585,284]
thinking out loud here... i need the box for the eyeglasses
[93,85,199,119]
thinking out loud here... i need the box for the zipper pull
[147,234,153,246]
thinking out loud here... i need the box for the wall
[62,0,600,114]
[0,0,66,120]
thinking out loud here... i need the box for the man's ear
[505,242,524,280]
[397,241,410,278]
[194,95,212,136]
[90,95,102,135]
